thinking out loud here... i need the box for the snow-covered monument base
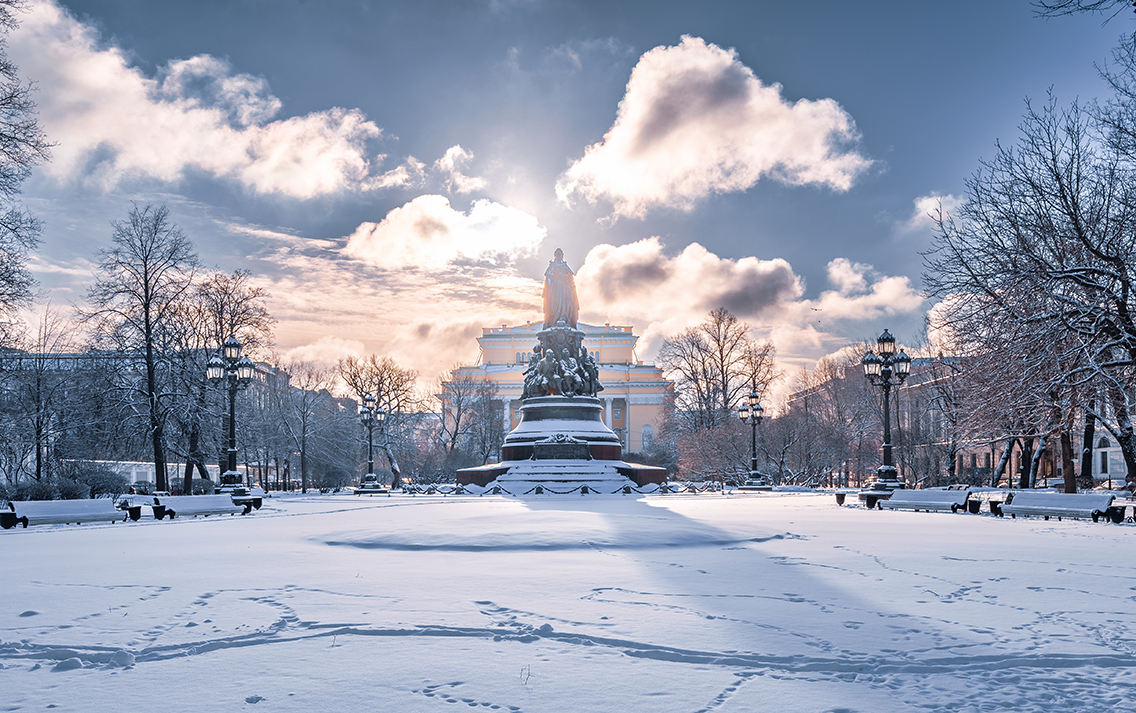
[456,395,665,493]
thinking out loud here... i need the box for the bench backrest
[1006,491,1114,510]
[13,498,120,517]
[887,489,969,504]
[154,494,242,513]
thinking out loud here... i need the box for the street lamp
[360,394,377,477]
[738,391,763,482]
[861,329,911,488]
[207,336,255,491]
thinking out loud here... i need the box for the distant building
[448,322,672,453]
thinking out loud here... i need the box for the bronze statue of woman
[542,248,579,329]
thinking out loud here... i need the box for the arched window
[1099,437,1111,449]
[641,424,654,450]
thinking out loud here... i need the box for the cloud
[811,258,924,320]
[11,0,412,198]
[905,193,962,231]
[433,146,487,194]
[570,238,923,369]
[234,218,921,389]
[282,335,366,367]
[556,35,872,220]
[576,237,802,325]
[342,194,545,270]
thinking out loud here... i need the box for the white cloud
[906,193,962,231]
[433,146,487,194]
[281,335,366,367]
[342,194,545,270]
[576,237,802,326]
[556,35,872,219]
[240,222,922,389]
[810,258,924,320]
[11,0,412,198]
[571,238,923,370]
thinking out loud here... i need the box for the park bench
[1,497,131,529]
[1000,491,1120,522]
[154,494,250,519]
[879,488,971,513]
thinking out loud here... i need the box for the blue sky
[9,0,1125,385]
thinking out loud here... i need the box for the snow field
[1,492,1134,712]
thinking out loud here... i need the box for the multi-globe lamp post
[207,336,255,487]
[737,391,763,482]
[860,329,911,487]
[359,394,385,479]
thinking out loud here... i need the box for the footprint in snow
[245,695,266,704]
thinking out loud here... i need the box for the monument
[456,249,666,493]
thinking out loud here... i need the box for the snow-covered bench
[154,494,250,519]
[880,488,971,514]
[1,498,129,528]
[1000,491,1119,522]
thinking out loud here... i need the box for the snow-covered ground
[2,491,1134,712]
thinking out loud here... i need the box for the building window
[984,453,991,468]
[641,424,653,450]
[613,408,622,420]
[1101,451,1109,474]
[1099,437,1111,449]
[970,453,977,468]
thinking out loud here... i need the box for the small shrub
[12,478,57,501]
[57,478,91,500]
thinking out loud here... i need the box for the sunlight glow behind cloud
[556,36,872,220]
[342,195,545,270]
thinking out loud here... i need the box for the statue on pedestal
[543,248,579,330]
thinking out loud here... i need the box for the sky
[8,0,1127,391]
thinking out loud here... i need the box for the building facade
[449,321,672,453]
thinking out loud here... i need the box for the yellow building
[451,321,672,453]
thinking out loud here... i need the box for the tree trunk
[1107,383,1136,484]
[300,430,308,493]
[1080,401,1096,487]
[1061,430,1076,493]
[992,437,1015,488]
[382,442,402,488]
[1018,438,1035,489]
[1029,439,1046,489]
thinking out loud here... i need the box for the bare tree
[924,91,1136,487]
[1034,0,1134,22]
[337,354,417,487]
[80,205,199,491]
[273,359,334,493]
[657,308,779,479]
[0,0,52,343]
[166,270,274,495]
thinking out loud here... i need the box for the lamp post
[360,394,377,477]
[738,391,763,482]
[861,329,911,488]
[207,335,255,491]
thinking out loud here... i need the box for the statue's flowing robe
[542,260,579,329]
